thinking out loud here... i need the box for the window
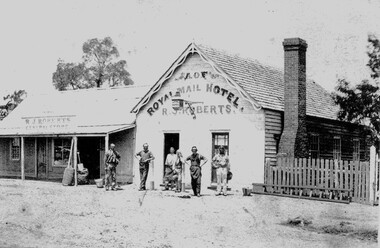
[212,133,229,156]
[309,134,319,159]
[353,139,360,161]
[10,138,20,160]
[53,138,71,167]
[211,133,229,183]
[333,136,341,161]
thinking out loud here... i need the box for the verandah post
[369,145,376,204]
[34,138,37,178]
[73,136,78,186]
[21,136,25,181]
[104,134,109,180]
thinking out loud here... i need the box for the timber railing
[254,153,379,205]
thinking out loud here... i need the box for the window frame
[52,138,72,167]
[309,134,320,159]
[211,132,230,183]
[10,137,21,161]
[333,136,341,161]
[353,138,360,162]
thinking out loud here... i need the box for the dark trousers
[191,175,201,195]
[105,164,117,189]
[139,164,149,190]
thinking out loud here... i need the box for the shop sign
[22,115,75,131]
[147,83,242,116]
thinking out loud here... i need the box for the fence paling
[264,157,375,203]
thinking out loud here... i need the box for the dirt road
[0,179,378,248]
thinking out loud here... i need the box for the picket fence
[264,157,379,204]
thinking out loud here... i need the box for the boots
[175,180,181,192]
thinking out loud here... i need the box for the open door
[77,137,101,180]
[36,137,48,179]
[163,133,179,179]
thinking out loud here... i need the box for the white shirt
[165,153,177,169]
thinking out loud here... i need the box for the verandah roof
[0,86,149,136]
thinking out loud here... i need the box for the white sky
[0,0,379,96]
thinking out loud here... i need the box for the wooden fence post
[21,137,25,181]
[73,136,78,187]
[369,145,377,205]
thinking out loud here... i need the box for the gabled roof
[197,44,339,120]
[0,85,149,136]
[132,42,339,120]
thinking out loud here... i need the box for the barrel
[62,167,74,186]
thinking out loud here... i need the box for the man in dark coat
[135,143,155,191]
[185,146,208,197]
[104,143,121,191]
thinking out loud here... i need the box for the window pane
[11,138,20,160]
[309,135,319,159]
[54,138,71,166]
[333,137,341,160]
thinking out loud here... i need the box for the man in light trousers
[212,147,230,196]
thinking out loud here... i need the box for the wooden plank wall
[263,112,371,165]
[264,110,283,166]
[307,117,371,161]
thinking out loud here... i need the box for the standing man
[104,143,121,191]
[135,143,155,191]
[212,147,230,196]
[164,147,177,190]
[185,146,208,197]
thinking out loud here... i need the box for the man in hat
[135,143,155,191]
[185,146,208,197]
[212,147,230,196]
[104,143,121,191]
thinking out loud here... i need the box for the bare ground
[0,179,378,248]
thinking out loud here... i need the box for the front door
[78,137,101,180]
[36,137,48,179]
[211,133,229,183]
[163,133,180,179]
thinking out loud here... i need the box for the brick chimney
[278,38,309,158]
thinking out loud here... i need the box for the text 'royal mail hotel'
[0,38,371,188]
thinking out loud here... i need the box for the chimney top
[283,38,308,51]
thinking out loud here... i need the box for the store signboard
[22,115,76,131]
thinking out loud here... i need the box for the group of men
[104,143,231,196]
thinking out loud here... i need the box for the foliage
[332,34,380,144]
[3,89,27,105]
[1,90,27,119]
[52,37,133,90]
[367,34,380,79]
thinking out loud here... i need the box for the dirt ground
[0,179,378,248]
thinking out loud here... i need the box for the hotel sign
[22,115,76,131]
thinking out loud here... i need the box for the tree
[52,37,133,90]
[52,61,87,90]
[332,34,380,144]
[1,90,27,120]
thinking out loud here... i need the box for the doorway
[163,133,180,177]
[36,137,48,180]
[77,137,101,180]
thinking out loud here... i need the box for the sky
[0,0,379,97]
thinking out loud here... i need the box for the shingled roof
[196,44,339,120]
